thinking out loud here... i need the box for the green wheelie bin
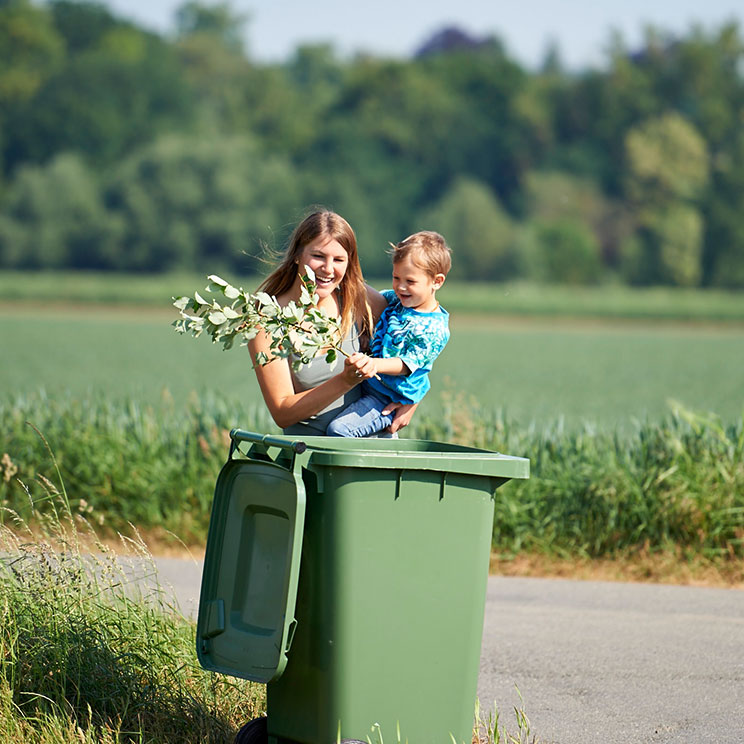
[196,430,529,744]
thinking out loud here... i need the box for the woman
[248,209,415,436]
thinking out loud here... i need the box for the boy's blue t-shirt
[365,289,449,405]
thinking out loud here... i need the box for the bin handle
[229,429,307,459]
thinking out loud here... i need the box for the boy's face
[392,256,445,312]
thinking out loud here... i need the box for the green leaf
[173,296,190,311]
[299,284,314,305]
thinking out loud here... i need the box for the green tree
[625,112,709,203]
[623,112,709,285]
[175,27,252,133]
[4,3,192,171]
[418,177,515,281]
[419,44,535,208]
[325,57,460,204]
[0,0,64,174]
[105,134,300,272]
[524,170,632,269]
[49,0,121,53]
[175,0,247,55]
[702,130,744,287]
[0,152,120,269]
[518,218,603,284]
[0,0,64,106]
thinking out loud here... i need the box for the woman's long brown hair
[258,210,373,345]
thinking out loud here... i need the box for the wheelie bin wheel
[234,716,268,744]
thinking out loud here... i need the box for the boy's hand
[382,402,418,433]
[343,352,377,385]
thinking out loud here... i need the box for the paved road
[153,559,744,744]
[478,577,744,744]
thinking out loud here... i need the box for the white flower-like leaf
[224,284,240,300]
[173,296,190,311]
[254,291,274,306]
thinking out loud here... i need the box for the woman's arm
[248,330,375,429]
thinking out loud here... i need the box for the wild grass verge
[0,444,264,743]
[2,393,743,576]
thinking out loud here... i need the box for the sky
[100,0,744,70]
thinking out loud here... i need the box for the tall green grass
[0,448,264,743]
[418,393,744,561]
[3,393,743,562]
[1,391,274,543]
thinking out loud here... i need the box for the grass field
[2,269,744,320]
[2,303,743,433]
[2,273,743,573]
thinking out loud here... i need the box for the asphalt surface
[478,576,744,744]
[152,559,744,744]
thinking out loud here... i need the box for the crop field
[2,303,743,433]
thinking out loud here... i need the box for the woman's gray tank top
[282,324,362,436]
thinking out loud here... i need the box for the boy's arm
[373,356,409,376]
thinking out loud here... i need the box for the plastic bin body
[197,432,529,744]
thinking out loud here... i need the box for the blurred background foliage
[1,0,744,287]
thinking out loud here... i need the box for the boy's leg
[326,391,395,438]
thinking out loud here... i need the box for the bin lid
[196,457,306,683]
[231,430,530,480]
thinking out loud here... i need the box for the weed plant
[2,393,743,564]
[0,440,264,743]
[1,391,274,543]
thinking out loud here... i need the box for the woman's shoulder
[273,289,294,307]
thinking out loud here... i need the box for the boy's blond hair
[390,231,451,278]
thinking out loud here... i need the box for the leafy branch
[172,269,347,371]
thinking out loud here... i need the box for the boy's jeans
[326,385,396,438]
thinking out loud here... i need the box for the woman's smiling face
[297,235,350,299]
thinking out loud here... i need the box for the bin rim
[229,429,530,480]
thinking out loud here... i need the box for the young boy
[326,231,451,438]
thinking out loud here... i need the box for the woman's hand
[343,352,377,385]
[382,401,418,434]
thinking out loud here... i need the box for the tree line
[1,0,743,286]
